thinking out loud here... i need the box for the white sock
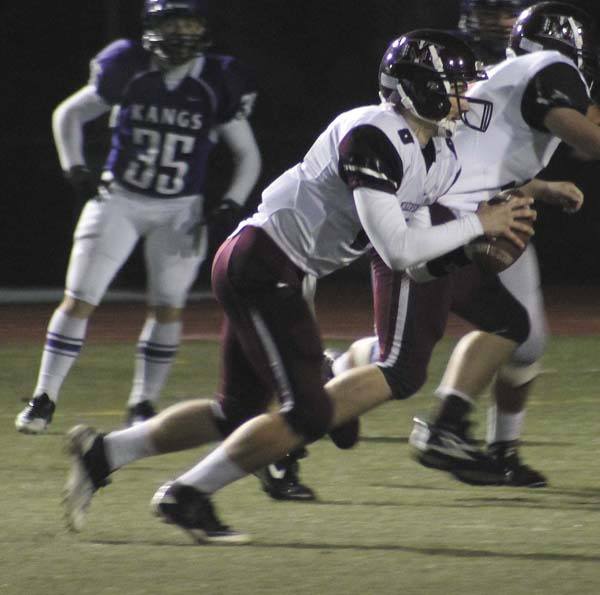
[128,319,181,406]
[176,445,247,494]
[486,405,526,444]
[33,310,88,402]
[103,422,158,471]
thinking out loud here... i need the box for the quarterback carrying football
[61,29,534,542]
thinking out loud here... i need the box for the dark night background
[3,0,600,293]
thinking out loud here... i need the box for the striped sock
[33,309,88,402]
[128,319,181,406]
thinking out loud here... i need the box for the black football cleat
[451,440,548,487]
[409,416,506,484]
[15,393,56,434]
[256,448,316,501]
[125,400,157,427]
[486,441,548,488]
[151,482,250,544]
[63,425,111,531]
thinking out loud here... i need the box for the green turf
[2,336,600,595]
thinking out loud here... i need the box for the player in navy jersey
[60,29,535,542]
[324,2,600,487]
[16,0,261,433]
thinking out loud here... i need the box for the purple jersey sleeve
[89,39,151,105]
[205,55,258,124]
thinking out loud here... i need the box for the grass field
[2,335,600,595]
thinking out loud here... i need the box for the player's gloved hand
[407,247,472,283]
[207,198,244,237]
[65,165,98,205]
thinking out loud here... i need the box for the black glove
[408,246,472,283]
[65,165,98,205]
[206,198,245,254]
[208,198,244,234]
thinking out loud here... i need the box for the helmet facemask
[143,12,210,66]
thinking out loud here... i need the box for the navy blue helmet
[459,0,537,62]
[379,30,493,133]
[508,2,599,88]
[142,0,211,65]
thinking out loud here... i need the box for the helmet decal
[508,2,599,87]
[379,30,493,134]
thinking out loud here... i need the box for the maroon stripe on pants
[211,226,333,440]
[370,250,402,362]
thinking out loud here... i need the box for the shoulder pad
[90,40,151,105]
[338,124,403,193]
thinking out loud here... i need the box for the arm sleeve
[521,62,590,131]
[354,187,483,271]
[409,206,432,229]
[52,85,111,171]
[218,118,262,205]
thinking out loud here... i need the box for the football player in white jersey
[410,1,600,486]
[327,2,600,487]
[15,0,261,434]
[60,30,535,542]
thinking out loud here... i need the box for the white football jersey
[244,103,460,277]
[441,50,587,214]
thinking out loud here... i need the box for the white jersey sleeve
[52,85,111,171]
[242,103,470,277]
[355,187,482,270]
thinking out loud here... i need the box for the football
[467,191,531,274]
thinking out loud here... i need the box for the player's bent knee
[499,305,530,345]
[348,336,379,367]
[512,322,547,364]
[210,399,263,438]
[497,361,541,388]
[284,394,334,443]
[60,296,96,318]
[379,365,426,400]
[153,305,184,323]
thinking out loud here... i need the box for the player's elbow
[235,143,262,172]
[248,147,262,174]
[568,127,600,161]
[52,96,81,132]
[574,144,600,161]
[379,249,414,272]
[51,103,73,144]
[51,102,69,129]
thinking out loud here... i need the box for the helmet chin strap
[394,83,456,137]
